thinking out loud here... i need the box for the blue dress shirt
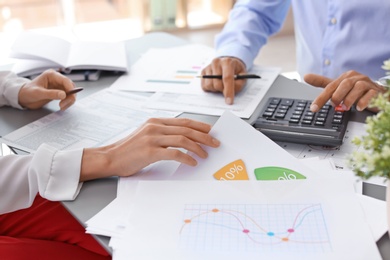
[215,0,390,80]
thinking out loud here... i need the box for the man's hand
[304,70,386,112]
[201,57,247,105]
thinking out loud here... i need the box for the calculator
[253,97,351,146]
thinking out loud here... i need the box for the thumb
[38,88,66,100]
[304,74,333,88]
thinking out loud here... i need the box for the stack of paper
[86,111,387,259]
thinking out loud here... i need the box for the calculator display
[253,97,350,146]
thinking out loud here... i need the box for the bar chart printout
[179,203,331,254]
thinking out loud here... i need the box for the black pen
[197,74,261,79]
[66,87,84,96]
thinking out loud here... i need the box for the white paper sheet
[172,110,322,182]
[110,44,214,94]
[0,89,179,153]
[113,180,381,260]
[143,66,280,119]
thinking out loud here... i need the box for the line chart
[178,203,332,253]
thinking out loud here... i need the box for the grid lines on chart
[179,203,332,254]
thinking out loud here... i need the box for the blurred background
[0,0,296,74]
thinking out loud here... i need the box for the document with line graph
[113,180,381,260]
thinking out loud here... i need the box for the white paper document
[172,110,321,182]
[110,44,215,94]
[0,89,179,153]
[114,180,381,260]
[143,66,280,118]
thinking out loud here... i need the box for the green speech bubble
[254,166,306,181]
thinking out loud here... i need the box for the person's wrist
[80,146,112,181]
[17,84,29,109]
[218,56,246,70]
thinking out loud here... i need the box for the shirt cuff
[2,73,30,109]
[31,144,83,201]
[216,43,256,70]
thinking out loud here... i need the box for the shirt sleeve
[0,71,31,109]
[0,144,83,214]
[215,0,291,69]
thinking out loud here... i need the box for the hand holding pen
[200,57,260,105]
[18,70,82,111]
[197,74,261,80]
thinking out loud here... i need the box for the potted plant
[349,58,390,234]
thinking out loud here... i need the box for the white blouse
[0,72,83,214]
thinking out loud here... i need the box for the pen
[66,87,84,96]
[197,74,261,79]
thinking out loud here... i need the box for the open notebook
[10,32,128,78]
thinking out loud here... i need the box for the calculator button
[266,107,275,112]
[318,113,327,118]
[270,98,281,105]
[305,112,315,116]
[262,112,274,117]
[291,115,301,119]
[275,113,286,118]
[319,109,329,113]
[268,104,277,108]
[289,118,300,123]
[297,102,307,107]
[279,105,290,110]
[303,116,313,121]
[333,114,343,119]
[281,99,294,107]
[332,119,342,124]
[277,109,288,114]
[314,121,325,126]
[316,117,326,122]
[293,111,303,115]
[301,120,312,124]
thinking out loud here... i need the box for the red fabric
[0,195,111,260]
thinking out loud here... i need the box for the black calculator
[253,97,351,146]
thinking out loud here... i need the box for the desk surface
[1,32,389,259]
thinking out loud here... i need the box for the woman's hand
[80,117,221,181]
[18,69,77,110]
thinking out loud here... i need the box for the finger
[356,89,379,111]
[338,80,371,110]
[34,87,67,100]
[155,124,220,148]
[310,76,355,112]
[310,88,334,112]
[304,74,333,88]
[201,66,215,92]
[157,148,198,166]
[329,78,358,109]
[210,59,224,92]
[147,117,213,134]
[158,135,209,159]
[220,62,236,105]
[42,70,75,92]
[59,98,76,111]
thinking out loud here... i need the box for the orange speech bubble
[213,159,249,181]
